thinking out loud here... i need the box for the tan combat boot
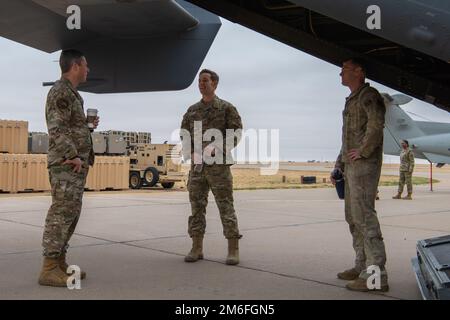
[38,257,70,287]
[337,268,360,280]
[184,236,204,262]
[346,275,389,292]
[392,192,402,199]
[226,238,239,265]
[402,193,412,200]
[59,253,86,279]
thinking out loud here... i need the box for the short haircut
[60,49,84,73]
[345,57,367,75]
[402,139,409,146]
[199,69,219,84]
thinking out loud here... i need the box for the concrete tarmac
[1,181,449,299]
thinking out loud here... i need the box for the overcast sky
[1,18,449,163]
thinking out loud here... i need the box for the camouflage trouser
[344,158,387,275]
[42,164,88,258]
[398,171,413,194]
[187,164,240,239]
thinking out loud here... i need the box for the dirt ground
[178,162,438,191]
[1,162,439,197]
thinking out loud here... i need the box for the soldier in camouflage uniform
[181,69,243,265]
[331,58,389,292]
[393,140,414,200]
[39,49,98,287]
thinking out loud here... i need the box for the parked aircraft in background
[383,93,450,167]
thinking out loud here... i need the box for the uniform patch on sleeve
[364,98,373,107]
[56,98,69,108]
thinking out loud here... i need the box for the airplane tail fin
[382,93,424,156]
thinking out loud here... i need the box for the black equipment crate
[412,235,450,300]
[301,176,316,184]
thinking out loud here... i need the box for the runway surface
[1,178,449,299]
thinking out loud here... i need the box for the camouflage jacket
[181,95,243,165]
[400,148,415,172]
[336,83,386,168]
[46,77,94,168]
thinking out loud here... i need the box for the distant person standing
[39,49,99,287]
[181,69,243,265]
[393,140,415,200]
[330,58,389,292]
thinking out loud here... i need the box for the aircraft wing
[0,0,221,93]
[0,0,199,53]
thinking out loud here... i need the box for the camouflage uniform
[181,96,242,239]
[335,83,387,275]
[42,77,94,258]
[398,148,414,194]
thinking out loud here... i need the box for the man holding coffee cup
[39,49,99,287]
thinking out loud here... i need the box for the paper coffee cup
[86,108,98,129]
